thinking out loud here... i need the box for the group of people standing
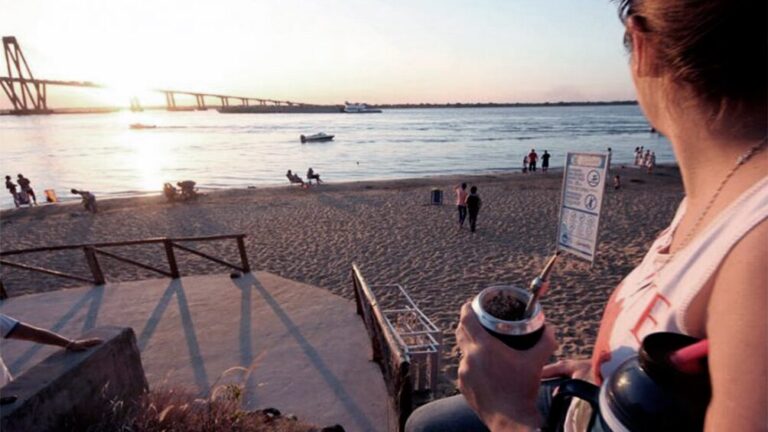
[634,146,656,173]
[454,183,482,233]
[4,174,37,207]
[523,149,550,173]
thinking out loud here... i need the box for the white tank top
[566,175,768,431]
[591,176,768,383]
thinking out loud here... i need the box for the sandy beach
[0,165,683,395]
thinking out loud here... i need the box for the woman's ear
[627,16,660,78]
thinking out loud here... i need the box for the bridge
[0,36,314,115]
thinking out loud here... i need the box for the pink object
[669,339,709,374]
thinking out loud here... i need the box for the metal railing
[0,234,250,298]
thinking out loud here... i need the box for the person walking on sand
[16,174,36,205]
[4,176,19,208]
[528,149,538,172]
[454,182,468,229]
[466,186,482,233]
[541,150,551,172]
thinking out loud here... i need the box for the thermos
[545,332,711,432]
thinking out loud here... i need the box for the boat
[300,132,335,143]
[129,123,157,129]
[343,102,382,114]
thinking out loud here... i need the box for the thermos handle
[543,379,600,432]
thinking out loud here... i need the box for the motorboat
[129,123,157,129]
[300,132,335,143]
[343,102,382,113]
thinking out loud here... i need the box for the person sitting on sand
[163,183,178,202]
[286,170,306,187]
[307,168,322,185]
[177,180,197,200]
[5,176,19,208]
[1,313,102,387]
[407,1,767,431]
[16,174,36,206]
[71,188,97,213]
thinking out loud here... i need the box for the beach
[0,165,683,396]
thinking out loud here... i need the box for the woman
[407,0,767,430]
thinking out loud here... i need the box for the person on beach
[71,189,97,213]
[406,0,767,431]
[613,174,621,190]
[286,170,306,188]
[1,313,102,388]
[177,180,198,200]
[455,183,469,229]
[16,174,36,206]
[5,176,19,208]
[466,186,482,233]
[307,167,322,185]
[522,156,528,174]
[528,149,538,172]
[541,150,551,172]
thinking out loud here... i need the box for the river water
[0,105,671,209]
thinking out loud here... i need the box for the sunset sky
[1,0,635,108]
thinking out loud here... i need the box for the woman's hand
[65,338,103,351]
[541,358,591,381]
[456,302,558,432]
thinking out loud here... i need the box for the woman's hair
[616,0,766,131]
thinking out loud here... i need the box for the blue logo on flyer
[587,170,600,187]
[585,194,598,210]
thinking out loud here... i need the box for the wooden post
[236,236,250,273]
[164,239,180,278]
[83,246,106,285]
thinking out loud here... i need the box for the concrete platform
[0,272,390,431]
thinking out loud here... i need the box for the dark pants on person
[458,205,467,227]
[529,161,537,172]
[468,209,479,232]
[405,378,605,432]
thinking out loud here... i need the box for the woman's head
[618,0,766,137]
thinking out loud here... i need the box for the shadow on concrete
[237,273,376,431]
[9,285,104,374]
[136,279,210,395]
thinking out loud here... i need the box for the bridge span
[0,36,320,115]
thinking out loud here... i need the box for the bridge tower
[0,36,49,114]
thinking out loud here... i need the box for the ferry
[343,102,382,114]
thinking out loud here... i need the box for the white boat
[343,102,382,113]
[300,132,335,143]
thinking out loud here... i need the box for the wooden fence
[0,234,250,298]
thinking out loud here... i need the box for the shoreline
[0,163,672,218]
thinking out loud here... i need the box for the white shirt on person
[0,314,20,387]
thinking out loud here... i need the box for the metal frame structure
[373,283,443,394]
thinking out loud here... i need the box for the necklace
[673,137,768,253]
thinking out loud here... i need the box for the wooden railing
[0,234,250,298]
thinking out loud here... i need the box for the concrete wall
[0,326,148,432]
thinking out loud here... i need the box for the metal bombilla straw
[524,251,560,318]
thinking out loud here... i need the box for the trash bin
[430,188,443,205]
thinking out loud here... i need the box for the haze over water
[0,105,672,209]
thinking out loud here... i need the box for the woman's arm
[9,323,102,351]
[704,221,767,431]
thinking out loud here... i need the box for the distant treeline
[370,101,638,109]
